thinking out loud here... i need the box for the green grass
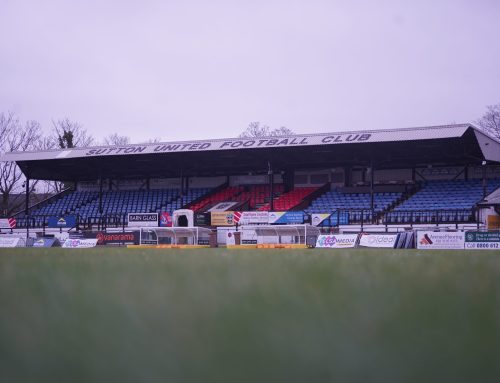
[1,248,500,383]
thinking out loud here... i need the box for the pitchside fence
[9,207,480,234]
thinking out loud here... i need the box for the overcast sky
[1,0,499,143]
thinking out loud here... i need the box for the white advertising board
[0,236,24,247]
[359,233,397,248]
[225,231,236,246]
[417,231,465,250]
[316,234,358,248]
[0,218,16,229]
[128,213,158,227]
[239,211,269,225]
[62,239,98,248]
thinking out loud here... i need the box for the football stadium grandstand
[1,123,500,237]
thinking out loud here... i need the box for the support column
[283,168,294,193]
[268,162,274,211]
[99,177,103,215]
[370,162,375,223]
[344,166,351,187]
[482,162,487,199]
[180,170,184,207]
[25,177,30,242]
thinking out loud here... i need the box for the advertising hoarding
[316,234,358,248]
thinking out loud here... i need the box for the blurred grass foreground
[1,248,499,382]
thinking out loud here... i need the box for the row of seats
[189,186,242,212]
[258,187,318,211]
[17,188,215,227]
[306,191,402,214]
[395,179,500,211]
[189,184,285,211]
[23,191,98,217]
[235,184,285,209]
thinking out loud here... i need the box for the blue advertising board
[268,212,304,224]
[47,215,77,228]
[33,237,60,247]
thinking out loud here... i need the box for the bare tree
[52,118,95,148]
[239,122,294,138]
[476,104,500,140]
[271,126,295,136]
[140,137,162,144]
[239,122,271,138]
[103,133,130,146]
[0,113,44,215]
[46,118,95,194]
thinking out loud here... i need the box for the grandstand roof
[2,124,499,181]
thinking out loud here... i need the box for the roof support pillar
[283,168,294,193]
[268,161,274,211]
[25,176,30,242]
[482,162,487,199]
[99,177,103,215]
[370,161,375,223]
[180,170,184,208]
[344,166,351,187]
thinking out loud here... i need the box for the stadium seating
[385,179,500,223]
[16,187,214,227]
[28,191,98,217]
[258,186,318,211]
[189,184,285,211]
[306,190,402,214]
[189,186,243,212]
[235,184,284,209]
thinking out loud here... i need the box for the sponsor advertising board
[359,233,398,248]
[268,212,304,224]
[47,215,77,228]
[0,236,24,247]
[226,231,236,246]
[316,234,358,248]
[211,211,235,226]
[32,238,59,248]
[238,211,269,225]
[128,213,158,227]
[311,214,331,226]
[0,217,16,229]
[195,213,209,226]
[208,202,239,212]
[62,238,98,248]
[159,212,173,227]
[84,231,140,245]
[464,231,500,250]
[417,231,465,250]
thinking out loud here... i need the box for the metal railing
[383,209,475,225]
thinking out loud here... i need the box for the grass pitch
[1,247,499,383]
